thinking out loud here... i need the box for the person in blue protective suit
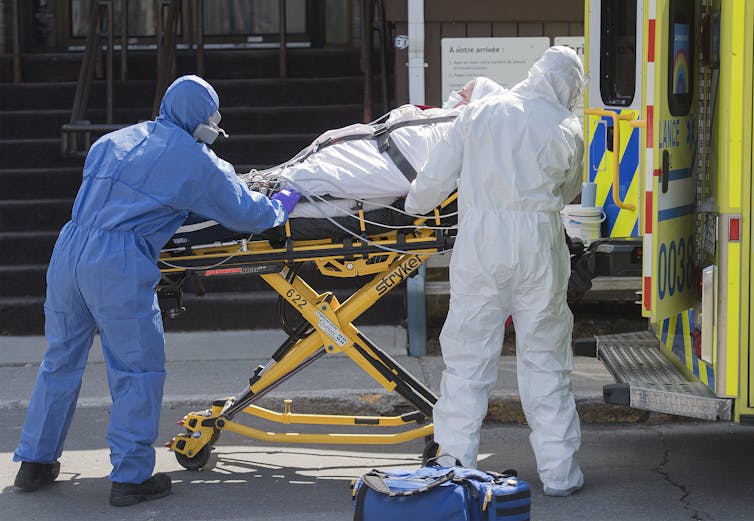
[405,46,586,497]
[12,75,300,506]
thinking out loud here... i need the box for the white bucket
[561,205,605,245]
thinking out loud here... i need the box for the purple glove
[270,185,301,215]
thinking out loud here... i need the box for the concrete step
[0,81,151,111]
[0,262,325,299]
[204,132,318,166]
[0,47,396,338]
[0,232,58,265]
[0,296,46,335]
[0,133,316,170]
[0,139,86,169]
[0,48,364,84]
[0,199,73,232]
[0,238,395,297]
[0,104,364,140]
[0,168,83,200]
[0,108,150,140]
[203,76,367,107]
[214,104,364,135]
[0,285,406,336]
[0,110,72,140]
[0,76,366,111]
[0,265,47,298]
[162,288,406,332]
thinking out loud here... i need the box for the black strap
[377,115,458,183]
[486,469,518,480]
[360,468,456,497]
[317,132,374,150]
[424,454,463,467]
[383,135,418,182]
[352,480,369,521]
[386,114,457,132]
[311,114,459,183]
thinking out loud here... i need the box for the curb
[1,391,676,425]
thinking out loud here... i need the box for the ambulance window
[600,0,637,106]
[668,0,695,115]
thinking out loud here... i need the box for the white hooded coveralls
[404,46,585,491]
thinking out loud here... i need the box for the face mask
[192,111,229,145]
[443,91,466,109]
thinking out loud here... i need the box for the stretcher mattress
[165,198,422,248]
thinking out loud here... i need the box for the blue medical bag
[351,465,531,521]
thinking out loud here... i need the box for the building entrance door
[26,0,340,52]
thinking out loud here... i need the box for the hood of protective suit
[511,46,585,111]
[158,75,220,134]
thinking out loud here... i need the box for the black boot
[109,473,172,507]
[14,461,60,492]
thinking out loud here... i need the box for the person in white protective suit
[404,46,586,496]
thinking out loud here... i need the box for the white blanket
[243,77,506,219]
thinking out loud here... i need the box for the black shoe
[421,440,440,466]
[109,473,172,507]
[14,461,60,492]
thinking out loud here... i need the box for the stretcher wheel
[175,444,211,471]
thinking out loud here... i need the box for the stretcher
[158,192,458,470]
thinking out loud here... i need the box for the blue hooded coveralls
[13,75,287,484]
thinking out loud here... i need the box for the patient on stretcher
[164,77,505,249]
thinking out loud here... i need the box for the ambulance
[582,0,753,422]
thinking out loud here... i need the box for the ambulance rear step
[593,331,732,421]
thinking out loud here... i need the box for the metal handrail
[193,0,205,76]
[584,108,638,211]
[279,0,288,78]
[63,0,122,156]
[153,0,180,117]
[12,0,21,82]
[361,0,389,122]
[63,0,295,154]
[121,0,129,80]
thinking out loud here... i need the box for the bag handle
[485,469,518,480]
[353,471,456,521]
[360,468,456,497]
[424,453,463,468]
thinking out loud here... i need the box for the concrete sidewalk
[0,326,645,422]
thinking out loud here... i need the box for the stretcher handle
[584,108,637,211]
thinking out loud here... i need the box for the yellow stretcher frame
[158,194,457,469]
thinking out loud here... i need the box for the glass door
[62,0,181,50]
[57,0,330,51]
[202,0,308,47]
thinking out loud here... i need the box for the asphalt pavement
[2,327,729,521]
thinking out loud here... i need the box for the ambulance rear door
[647,0,698,325]
[584,0,643,240]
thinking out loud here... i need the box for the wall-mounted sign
[394,35,409,50]
[441,37,549,96]
[553,36,585,62]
